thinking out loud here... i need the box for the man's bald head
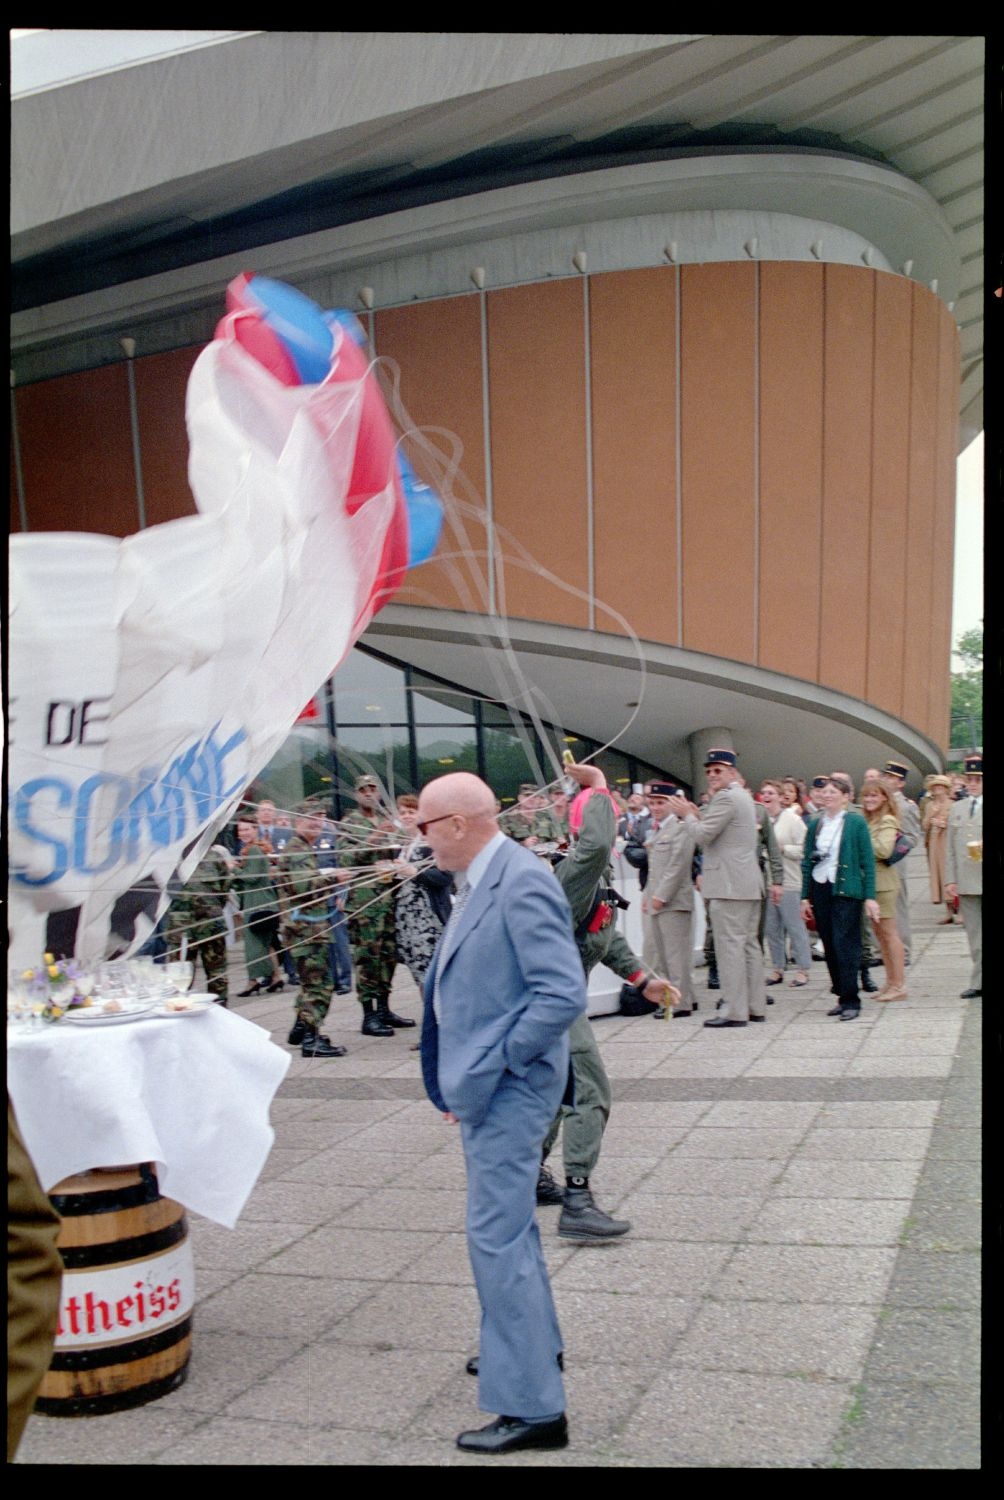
[417,773,499,871]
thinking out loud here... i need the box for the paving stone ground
[16,851,981,1467]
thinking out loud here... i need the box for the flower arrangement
[12,954,96,1023]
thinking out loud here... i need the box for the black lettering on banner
[45,698,113,747]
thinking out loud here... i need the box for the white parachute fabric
[8,329,400,970]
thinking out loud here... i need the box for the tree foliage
[950,625,982,754]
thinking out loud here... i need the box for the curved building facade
[11,34,981,797]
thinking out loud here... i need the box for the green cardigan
[801,810,876,902]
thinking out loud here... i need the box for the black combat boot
[376,1005,416,1029]
[360,1002,393,1037]
[300,1027,347,1058]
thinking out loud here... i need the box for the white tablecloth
[8,1006,290,1228]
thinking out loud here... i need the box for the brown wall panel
[590,267,678,642]
[819,265,875,700]
[374,296,488,616]
[134,346,201,526]
[758,263,824,679]
[16,365,137,535]
[680,262,756,661]
[900,288,941,733]
[11,439,23,534]
[866,274,913,716]
[929,306,961,751]
[486,279,589,627]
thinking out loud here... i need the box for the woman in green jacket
[801,774,880,1021]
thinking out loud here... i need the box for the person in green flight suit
[164,841,233,1005]
[278,801,348,1058]
[541,762,678,1241]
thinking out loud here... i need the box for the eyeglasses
[416,812,461,836]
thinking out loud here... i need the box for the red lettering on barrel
[150,1285,166,1317]
[133,1282,147,1322]
[167,1279,181,1312]
[85,1292,114,1334]
[116,1295,134,1327]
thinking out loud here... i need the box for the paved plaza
[16,853,981,1467]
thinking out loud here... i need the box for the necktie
[433,878,471,1022]
[970,799,978,818]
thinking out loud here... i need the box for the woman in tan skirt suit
[922,774,956,923]
[861,781,907,1001]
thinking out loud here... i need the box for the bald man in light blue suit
[417,772,585,1456]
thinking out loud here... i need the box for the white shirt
[812,809,846,885]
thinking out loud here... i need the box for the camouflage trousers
[346,905,397,1009]
[283,928,332,1027]
[167,928,228,1004]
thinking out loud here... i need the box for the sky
[952,434,984,660]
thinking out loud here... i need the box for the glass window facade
[243,645,683,819]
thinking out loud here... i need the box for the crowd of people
[153,750,983,1044]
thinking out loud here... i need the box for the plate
[153,997,215,1018]
[63,1002,158,1026]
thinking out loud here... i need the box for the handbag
[884,832,911,866]
[618,981,660,1017]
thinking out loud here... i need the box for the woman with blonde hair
[922,775,956,923]
[860,780,908,1001]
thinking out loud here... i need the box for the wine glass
[165,960,194,995]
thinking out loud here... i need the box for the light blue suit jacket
[421,837,585,1124]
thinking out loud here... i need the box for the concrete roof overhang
[365,606,945,797]
[11,31,983,441]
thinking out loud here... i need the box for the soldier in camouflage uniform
[164,843,233,1004]
[339,774,415,1038]
[277,802,347,1058]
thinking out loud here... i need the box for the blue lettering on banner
[13,723,249,888]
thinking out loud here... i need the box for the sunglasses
[416,812,461,836]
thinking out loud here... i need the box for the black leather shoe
[301,1030,347,1057]
[536,1165,564,1205]
[377,1007,416,1028]
[237,980,265,997]
[826,1005,844,1017]
[747,1014,766,1022]
[361,1012,394,1037]
[960,988,981,998]
[287,1018,308,1045]
[837,1007,860,1021]
[665,1007,692,1017]
[467,1353,563,1377]
[703,1016,747,1028]
[456,1414,568,1453]
[766,995,775,1005]
[860,972,878,994]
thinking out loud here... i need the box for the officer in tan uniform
[679,749,765,1027]
[945,753,982,998]
[642,782,698,1015]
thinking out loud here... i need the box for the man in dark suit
[417,772,584,1455]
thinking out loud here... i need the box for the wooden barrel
[35,1165,194,1417]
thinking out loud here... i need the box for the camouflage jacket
[168,847,232,933]
[338,809,401,917]
[277,834,333,934]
